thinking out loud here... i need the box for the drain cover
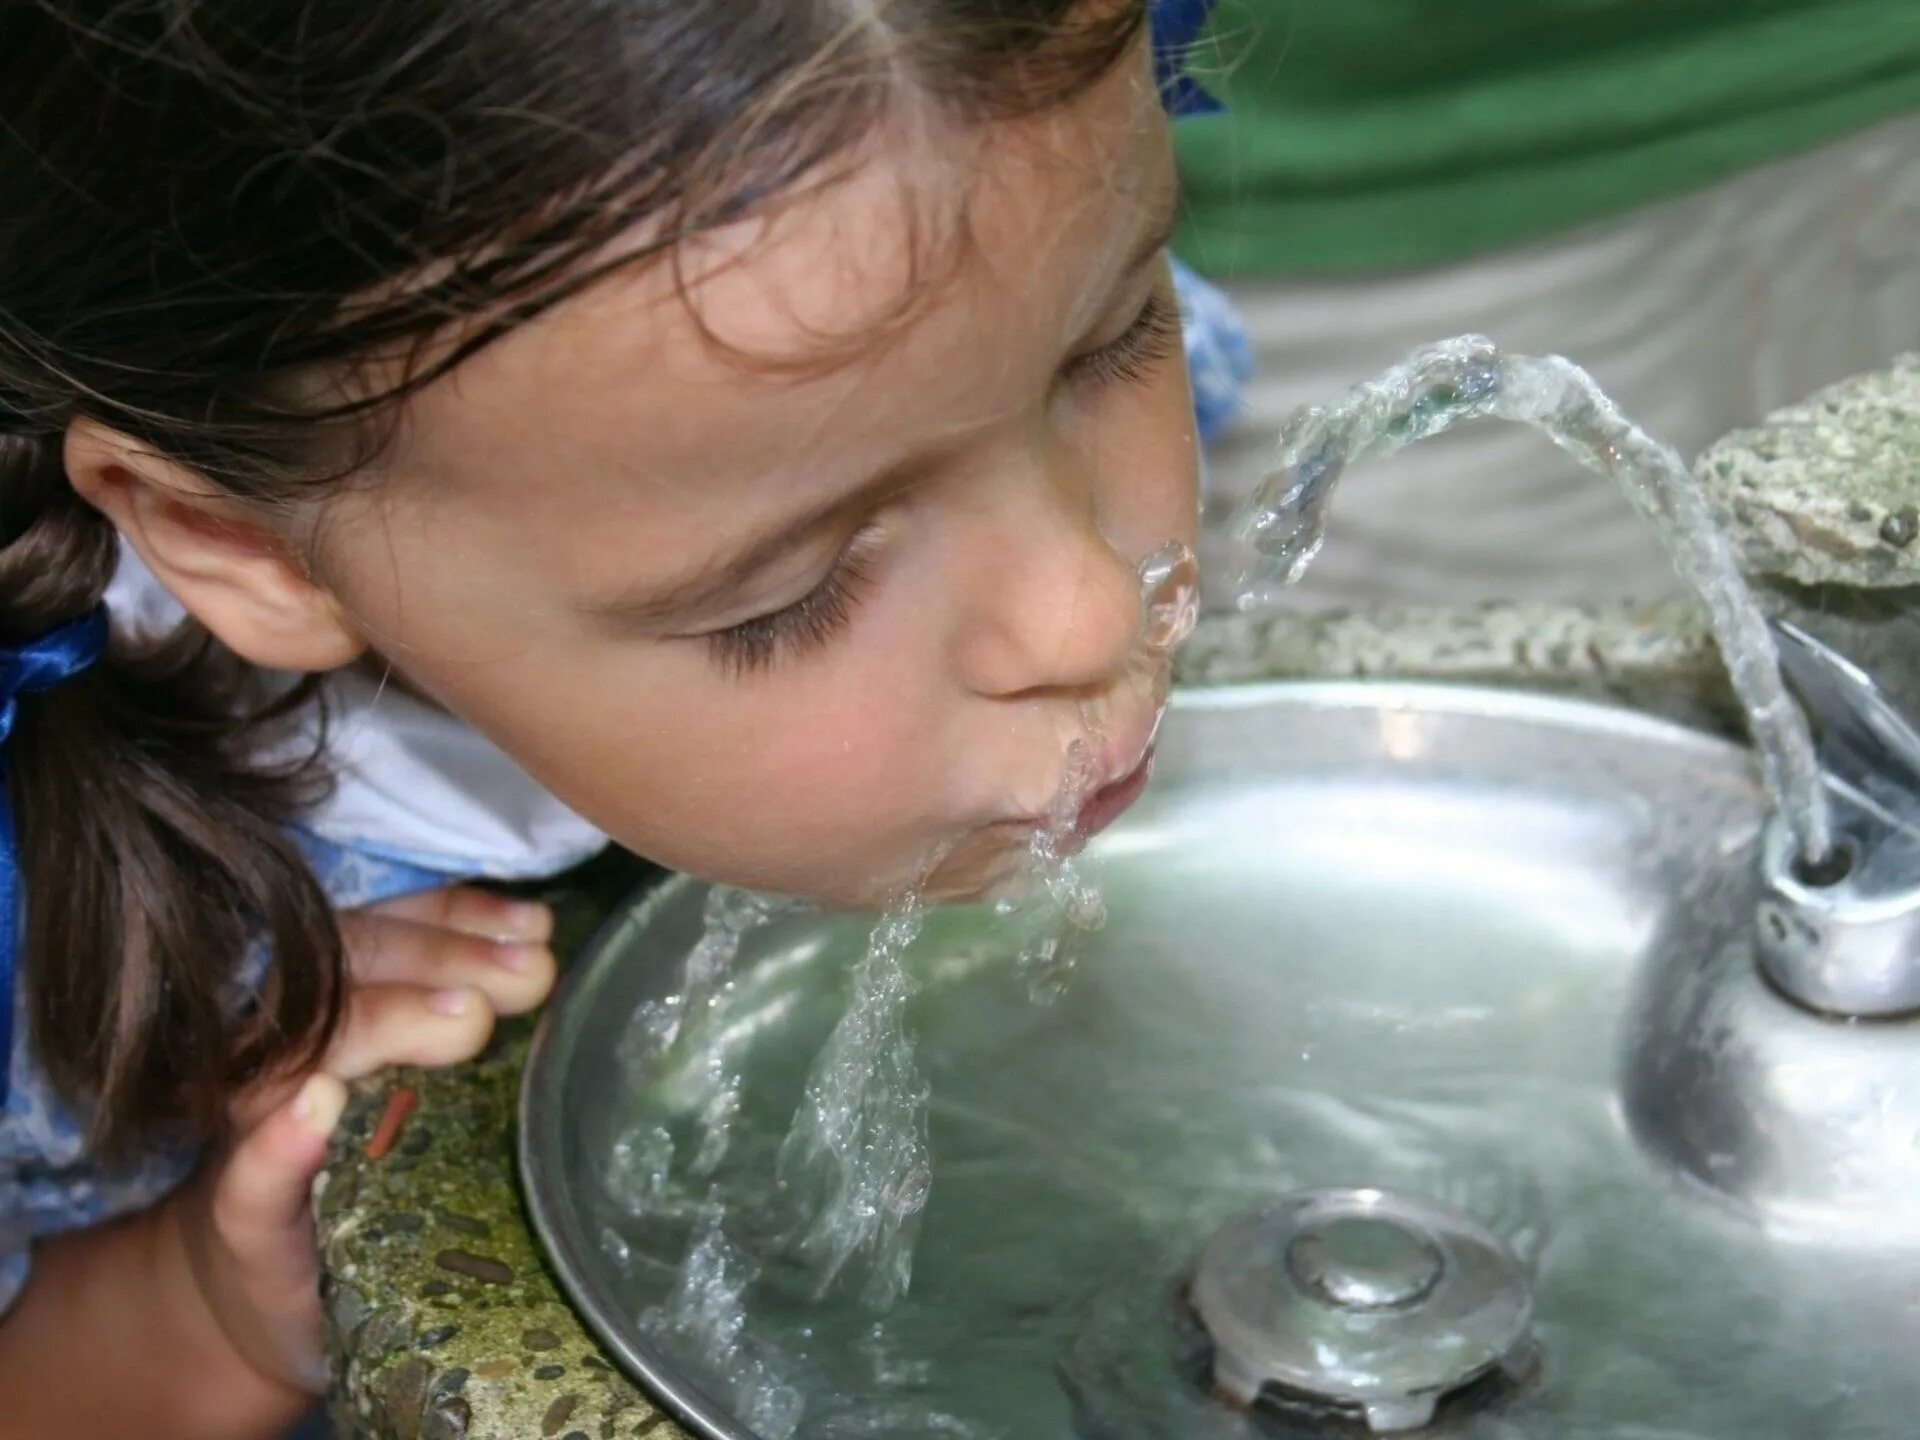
[1190,1188,1534,1432]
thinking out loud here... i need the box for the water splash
[618,886,808,1083]
[1002,541,1203,998]
[602,1122,676,1220]
[998,738,1108,1000]
[639,1200,806,1440]
[1083,539,1202,737]
[1230,335,1832,863]
[1136,540,1204,659]
[778,901,934,1308]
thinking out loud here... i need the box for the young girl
[0,2,1235,1435]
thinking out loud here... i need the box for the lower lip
[1074,745,1157,842]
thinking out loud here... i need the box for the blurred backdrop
[1174,0,1920,607]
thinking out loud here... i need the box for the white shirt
[106,549,608,881]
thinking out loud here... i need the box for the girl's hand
[172,886,557,1395]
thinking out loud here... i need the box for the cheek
[429,606,965,877]
[722,667,934,812]
[601,661,975,899]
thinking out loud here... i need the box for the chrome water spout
[1759,621,1920,1017]
[1627,621,1920,1240]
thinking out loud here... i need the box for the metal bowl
[523,682,1920,1440]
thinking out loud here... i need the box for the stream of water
[777,898,934,1308]
[1229,335,1832,863]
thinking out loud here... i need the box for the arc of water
[1229,334,1831,863]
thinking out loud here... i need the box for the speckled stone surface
[1697,353,1920,724]
[319,359,1920,1439]
[1700,353,1920,589]
[1175,596,1737,734]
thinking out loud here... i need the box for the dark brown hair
[0,0,1146,1150]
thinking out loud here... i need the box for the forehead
[667,53,1171,365]
[375,48,1168,518]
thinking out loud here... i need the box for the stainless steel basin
[522,682,1920,1440]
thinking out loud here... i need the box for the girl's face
[313,54,1197,908]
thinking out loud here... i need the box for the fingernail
[492,899,552,941]
[291,1075,346,1136]
[429,987,472,1017]
[491,942,544,973]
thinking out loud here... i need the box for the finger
[210,1074,345,1275]
[337,910,555,1016]
[323,982,497,1080]
[363,885,553,943]
[204,1075,344,1391]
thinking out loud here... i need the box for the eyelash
[706,532,878,675]
[705,292,1180,676]
[1066,289,1183,390]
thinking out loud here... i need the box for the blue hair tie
[1152,0,1224,118]
[0,606,109,1106]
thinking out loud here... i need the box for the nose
[955,464,1143,700]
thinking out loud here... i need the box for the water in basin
[522,683,1920,1440]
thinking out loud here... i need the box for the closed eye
[1063,288,1182,391]
[703,526,880,676]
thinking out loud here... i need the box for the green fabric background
[1173,0,1920,275]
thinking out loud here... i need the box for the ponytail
[0,429,343,1153]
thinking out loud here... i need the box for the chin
[675,816,1036,913]
[915,826,1036,908]
[788,825,1028,912]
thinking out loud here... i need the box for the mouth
[986,692,1172,866]
[1072,742,1157,844]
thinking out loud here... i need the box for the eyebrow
[584,176,1185,630]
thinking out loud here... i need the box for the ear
[65,420,368,672]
